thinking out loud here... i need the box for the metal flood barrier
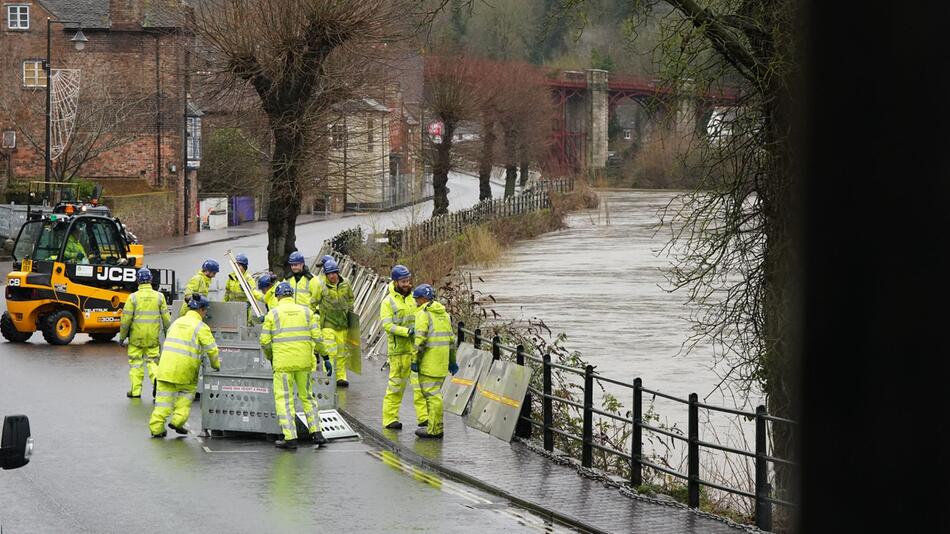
[165,301,356,440]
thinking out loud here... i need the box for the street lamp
[44,18,87,202]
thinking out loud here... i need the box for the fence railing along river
[319,185,796,530]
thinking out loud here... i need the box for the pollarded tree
[188,0,418,273]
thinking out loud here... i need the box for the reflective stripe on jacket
[156,310,220,384]
[284,271,321,314]
[119,283,171,348]
[380,282,417,356]
[260,299,324,372]
[412,300,456,378]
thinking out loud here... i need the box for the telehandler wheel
[1,312,32,343]
[41,310,78,345]
[89,332,117,342]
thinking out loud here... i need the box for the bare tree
[423,54,480,215]
[0,77,157,183]
[188,0,418,273]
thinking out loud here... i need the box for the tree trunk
[478,116,496,201]
[760,79,799,503]
[266,125,304,275]
[519,159,530,188]
[503,123,516,198]
[432,120,456,216]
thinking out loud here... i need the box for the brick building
[0,0,198,239]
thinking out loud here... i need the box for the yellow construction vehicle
[1,182,175,345]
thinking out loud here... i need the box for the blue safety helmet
[391,264,411,281]
[187,294,210,310]
[257,273,275,291]
[412,284,435,300]
[318,255,335,267]
[323,259,340,274]
[275,281,294,297]
[136,268,152,283]
[201,259,220,273]
[235,253,249,267]
[288,251,305,265]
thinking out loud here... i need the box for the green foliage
[200,128,266,196]
[590,48,615,71]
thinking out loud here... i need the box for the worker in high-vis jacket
[253,273,279,313]
[284,251,321,314]
[224,253,254,303]
[149,294,220,438]
[261,282,331,449]
[180,259,219,316]
[410,284,458,439]
[380,265,428,430]
[119,268,171,400]
[314,259,354,388]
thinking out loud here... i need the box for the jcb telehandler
[1,182,175,345]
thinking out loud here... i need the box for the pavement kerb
[154,214,360,253]
[338,407,608,534]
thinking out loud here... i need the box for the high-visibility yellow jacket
[413,301,456,377]
[284,271,322,314]
[63,234,86,263]
[380,282,416,357]
[180,271,213,316]
[224,270,255,302]
[156,310,220,385]
[119,283,171,348]
[315,277,354,330]
[260,299,324,372]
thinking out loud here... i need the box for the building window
[7,5,29,30]
[331,124,345,149]
[22,60,46,87]
[623,129,632,140]
[186,116,202,168]
[367,118,375,151]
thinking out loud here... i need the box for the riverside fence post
[755,405,773,531]
[632,377,643,487]
[457,321,465,345]
[474,328,482,349]
[491,335,501,361]
[582,364,594,468]
[688,393,700,509]
[514,344,532,439]
[543,354,554,451]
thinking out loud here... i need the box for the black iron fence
[456,322,796,532]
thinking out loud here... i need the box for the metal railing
[456,322,796,532]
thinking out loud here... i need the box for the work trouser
[149,381,195,436]
[381,352,428,427]
[128,345,160,397]
[417,373,446,435]
[274,370,321,441]
[322,327,349,381]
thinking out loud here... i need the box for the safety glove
[448,362,459,375]
[407,327,415,337]
[323,356,333,376]
[410,361,419,373]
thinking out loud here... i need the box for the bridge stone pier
[547,68,730,176]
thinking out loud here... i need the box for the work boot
[336,380,349,388]
[168,423,188,435]
[415,427,443,439]
[127,391,141,399]
[417,420,428,427]
[309,431,328,445]
[151,431,167,438]
[275,439,298,450]
[385,421,403,430]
